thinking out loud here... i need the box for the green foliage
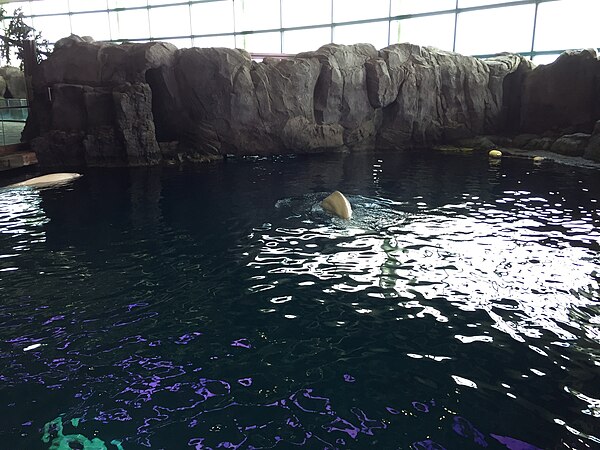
[0,6,49,68]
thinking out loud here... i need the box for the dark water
[0,151,599,450]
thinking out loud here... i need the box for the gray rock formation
[524,136,555,151]
[173,46,340,155]
[113,82,161,165]
[23,35,600,167]
[301,44,380,147]
[42,36,177,86]
[512,133,539,148]
[454,136,498,151]
[550,133,590,156]
[520,49,600,134]
[0,66,27,98]
[29,36,177,167]
[31,130,85,167]
[584,121,600,162]
[377,46,526,147]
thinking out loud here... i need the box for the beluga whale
[320,191,352,220]
[8,173,82,188]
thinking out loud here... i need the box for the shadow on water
[0,151,599,449]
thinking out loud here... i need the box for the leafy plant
[0,7,49,68]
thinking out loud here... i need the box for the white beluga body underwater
[320,191,352,220]
[8,173,82,188]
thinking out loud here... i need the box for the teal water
[0,151,599,449]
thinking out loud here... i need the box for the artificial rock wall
[0,66,27,99]
[23,35,600,167]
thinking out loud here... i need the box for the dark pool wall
[23,35,600,167]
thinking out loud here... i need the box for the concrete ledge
[0,151,38,171]
[0,142,28,157]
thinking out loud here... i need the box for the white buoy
[8,173,82,188]
[320,191,352,220]
[488,149,502,158]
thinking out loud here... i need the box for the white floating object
[451,374,478,389]
[320,191,352,220]
[488,149,502,158]
[9,173,82,188]
[23,343,42,352]
[454,334,493,344]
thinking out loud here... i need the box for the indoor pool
[0,151,599,450]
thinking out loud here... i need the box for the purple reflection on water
[490,434,543,450]
[74,390,93,401]
[6,336,41,344]
[386,406,400,415]
[47,358,67,369]
[412,401,430,413]
[231,338,251,349]
[188,437,205,449]
[136,406,171,444]
[57,340,71,350]
[351,407,387,435]
[290,389,333,415]
[216,437,248,449]
[237,377,253,387]
[453,416,488,447]
[323,416,360,439]
[95,408,133,423]
[412,439,447,449]
[5,327,499,450]
[42,315,64,325]
[194,386,216,401]
[113,311,159,327]
[120,335,147,345]
[192,378,231,401]
[175,332,203,345]
[165,383,181,392]
[127,302,149,312]
[286,417,300,428]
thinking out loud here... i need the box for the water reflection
[251,191,600,346]
[0,188,48,276]
[0,152,599,449]
[0,187,48,236]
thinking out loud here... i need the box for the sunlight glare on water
[255,191,600,345]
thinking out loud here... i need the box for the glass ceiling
[0,0,597,65]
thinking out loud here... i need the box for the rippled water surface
[1,151,599,450]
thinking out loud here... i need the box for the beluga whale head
[320,191,352,220]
